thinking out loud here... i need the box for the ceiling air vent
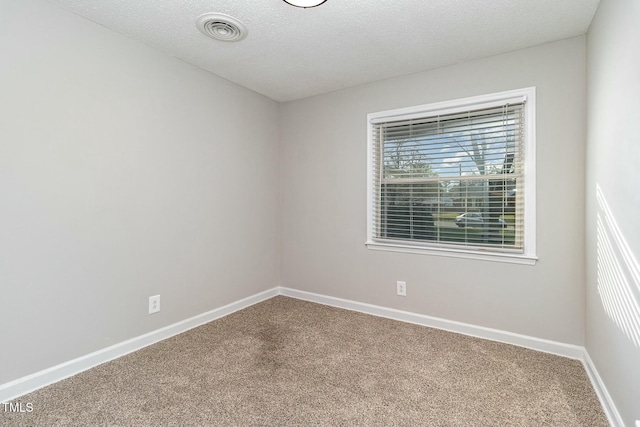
[196,13,247,42]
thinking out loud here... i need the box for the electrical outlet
[396,281,407,296]
[634,420,640,427]
[148,295,160,314]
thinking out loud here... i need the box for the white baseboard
[582,351,624,427]
[279,287,627,426]
[279,287,628,426]
[1,285,623,427]
[0,287,279,403]
[279,287,585,360]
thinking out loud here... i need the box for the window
[366,88,537,264]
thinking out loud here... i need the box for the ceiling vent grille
[196,13,247,42]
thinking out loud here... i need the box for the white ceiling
[47,0,600,102]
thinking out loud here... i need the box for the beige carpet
[1,296,608,426]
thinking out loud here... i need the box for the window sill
[365,241,538,265]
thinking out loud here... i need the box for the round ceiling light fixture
[196,13,247,42]
[283,0,327,8]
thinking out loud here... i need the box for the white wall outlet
[634,420,640,427]
[396,281,407,296]
[148,295,160,314]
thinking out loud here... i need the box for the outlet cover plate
[149,295,160,314]
[397,281,407,296]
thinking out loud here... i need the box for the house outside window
[366,88,537,265]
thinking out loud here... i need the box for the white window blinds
[369,98,527,254]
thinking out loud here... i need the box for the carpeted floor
[1,296,608,426]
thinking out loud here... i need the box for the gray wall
[0,0,280,384]
[280,36,588,345]
[5,2,638,423]
[586,0,640,425]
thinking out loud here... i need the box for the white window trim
[366,87,537,265]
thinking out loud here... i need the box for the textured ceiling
[47,0,600,102]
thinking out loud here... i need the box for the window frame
[366,87,537,265]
